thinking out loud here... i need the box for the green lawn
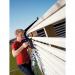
[10,46,43,75]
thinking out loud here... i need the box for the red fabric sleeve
[11,43,17,50]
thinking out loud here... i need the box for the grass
[10,46,43,75]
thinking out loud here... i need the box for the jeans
[18,61,35,75]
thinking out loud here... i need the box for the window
[53,19,66,37]
[36,28,46,37]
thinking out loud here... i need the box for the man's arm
[12,43,28,57]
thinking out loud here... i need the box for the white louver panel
[31,37,65,48]
[31,37,65,75]
[53,21,65,37]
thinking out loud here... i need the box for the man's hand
[22,42,28,48]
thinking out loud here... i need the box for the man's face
[16,32,24,41]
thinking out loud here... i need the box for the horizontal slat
[56,33,65,36]
[54,23,65,27]
[55,28,65,33]
[54,25,65,30]
[57,31,65,35]
[31,37,65,48]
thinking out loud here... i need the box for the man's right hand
[22,42,28,48]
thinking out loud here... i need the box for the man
[11,29,35,75]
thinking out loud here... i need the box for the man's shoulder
[11,40,19,49]
[12,40,18,46]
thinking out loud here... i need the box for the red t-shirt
[12,40,30,65]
